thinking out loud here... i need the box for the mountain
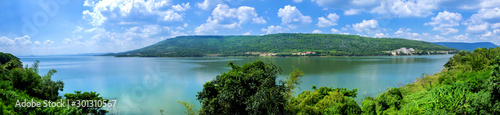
[106,33,458,57]
[433,42,498,51]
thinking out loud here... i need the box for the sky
[1,0,500,55]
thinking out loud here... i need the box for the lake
[19,55,453,114]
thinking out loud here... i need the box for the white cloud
[261,25,287,34]
[317,13,339,27]
[311,0,377,10]
[352,19,381,34]
[0,36,56,55]
[425,11,462,35]
[371,0,439,18]
[453,34,469,40]
[43,40,55,45]
[0,36,15,46]
[374,33,386,38]
[466,8,500,25]
[195,4,265,34]
[278,5,312,28]
[312,0,439,17]
[493,29,500,34]
[172,2,190,12]
[447,0,500,10]
[243,31,252,35]
[492,23,500,29]
[82,0,183,26]
[394,28,421,39]
[293,0,303,3]
[197,0,224,10]
[162,9,183,21]
[312,30,322,33]
[83,10,107,26]
[467,23,489,34]
[344,9,363,15]
[331,28,341,34]
[34,41,41,45]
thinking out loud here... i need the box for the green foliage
[374,88,403,114]
[64,91,108,114]
[0,52,22,70]
[0,52,106,114]
[361,97,376,115]
[283,68,303,101]
[177,101,197,115]
[370,47,500,114]
[288,87,361,115]
[196,60,287,115]
[109,33,457,57]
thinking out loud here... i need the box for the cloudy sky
[1,0,500,55]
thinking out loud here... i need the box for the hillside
[433,42,498,51]
[107,33,458,57]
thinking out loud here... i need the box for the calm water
[20,55,453,114]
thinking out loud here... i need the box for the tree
[196,60,288,115]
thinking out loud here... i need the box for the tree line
[107,33,458,57]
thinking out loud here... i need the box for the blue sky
[1,0,500,55]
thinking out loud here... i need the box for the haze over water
[20,55,452,114]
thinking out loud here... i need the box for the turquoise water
[20,55,453,114]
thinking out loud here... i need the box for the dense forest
[0,52,108,114]
[106,33,458,57]
[179,47,500,114]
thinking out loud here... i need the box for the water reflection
[20,55,452,114]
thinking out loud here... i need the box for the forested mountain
[433,42,498,51]
[106,33,457,57]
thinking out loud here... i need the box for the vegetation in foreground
[179,47,500,114]
[0,52,108,114]
[108,33,457,57]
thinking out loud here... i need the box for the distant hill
[105,33,458,57]
[433,42,498,51]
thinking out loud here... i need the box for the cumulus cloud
[82,0,183,26]
[425,11,462,35]
[453,34,469,40]
[172,3,190,12]
[331,28,341,34]
[344,9,363,15]
[371,0,439,18]
[0,35,58,55]
[317,13,339,27]
[278,5,312,28]
[393,28,449,41]
[394,28,422,40]
[195,4,266,34]
[374,33,386,38]
[352,19,382,34]
[467,23,489,34]
[312,0,439,17]
[312,30,322,33]
[261,25,287,34]
[197,0,224,10]
[43,40,55,45]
